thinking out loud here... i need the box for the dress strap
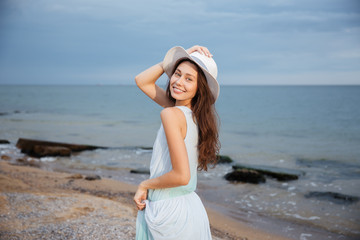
[175,105,192,113]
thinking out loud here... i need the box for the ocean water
[1,85,360,239]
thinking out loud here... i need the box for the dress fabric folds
[135,106,212,240]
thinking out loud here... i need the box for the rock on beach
[217,155,233,164]
[232,163,304,181]
[15,157,41,168]
[16,138,105,157]
[85,175,102,181]
[33,145,71,157]
[224,163,304,184]
[224,169,266,184]
[1,155,12,161]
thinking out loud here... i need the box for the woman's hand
[133,184,148,211]
[186,45,213,57]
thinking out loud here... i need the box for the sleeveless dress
[135,106,212,240]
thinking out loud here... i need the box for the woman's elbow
[134,75,141,87]
[179,174,191,186]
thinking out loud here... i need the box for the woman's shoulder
[160,106,185,119]
[160,107,186,127]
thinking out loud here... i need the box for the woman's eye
[175,72,181,77]
[186,78,192,81]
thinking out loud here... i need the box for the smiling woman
[169,60,198,104]
[134,45,220,240]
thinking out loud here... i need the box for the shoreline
[1,139,359,240]
[0,160,292,240]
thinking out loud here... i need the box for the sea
[1,85,359,240]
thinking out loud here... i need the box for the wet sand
[0,160,292,240]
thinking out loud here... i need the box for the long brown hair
[166,59,220,171]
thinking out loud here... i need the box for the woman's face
[170,61,198,106]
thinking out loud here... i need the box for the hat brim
[163,46,219,102]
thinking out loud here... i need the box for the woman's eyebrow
[185,72,196,78]
[176,68,195,78]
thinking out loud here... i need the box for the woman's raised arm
[135,46,212,108]
[135,62,174,108]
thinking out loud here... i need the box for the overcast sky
[0,0,359,85]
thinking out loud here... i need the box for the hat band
[191,56,209,72]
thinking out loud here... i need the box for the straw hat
[163,46,219,102]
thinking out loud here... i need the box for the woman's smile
[172,85,185,94]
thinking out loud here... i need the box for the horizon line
[1,83,360,87]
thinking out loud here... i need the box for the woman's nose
[175,76,184,85]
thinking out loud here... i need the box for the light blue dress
[136,106,212,240]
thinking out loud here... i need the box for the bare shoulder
[160,107,186,128]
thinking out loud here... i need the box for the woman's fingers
[137,204,145,210]
[186,45,213,58]
[186,45,199,54]
[134,184,148,210]
[134,198,146,210]
[137,203,146,210]
[201,47,212,57]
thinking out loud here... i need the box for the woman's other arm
[135,62,174,108]
[133,107,190,210]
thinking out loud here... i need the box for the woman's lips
[173,86,185,94]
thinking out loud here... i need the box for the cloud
[0,0,359,85]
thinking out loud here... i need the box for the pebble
[1,155,11,161]
[67,174,83,179]
[85,175,101,181]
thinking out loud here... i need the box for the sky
[0,0,359,85]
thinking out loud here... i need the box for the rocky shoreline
[8,138,360,211]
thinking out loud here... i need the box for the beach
[0,158,292,240]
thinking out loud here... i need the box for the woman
[134,45,220,240]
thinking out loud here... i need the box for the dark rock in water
[33,145,71,157]
[139,147,153,150]
[217,155,233,164]
[305,191,359,205]
[85,175,101,181]
[224,169,266,184]
[0,112,9,116]
[16,138,106,157]
[130,168,150,174]
[1,155,12,161]
[232,164,304,181]
[0,139,10,144]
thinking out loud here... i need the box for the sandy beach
[0,158,293,240]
